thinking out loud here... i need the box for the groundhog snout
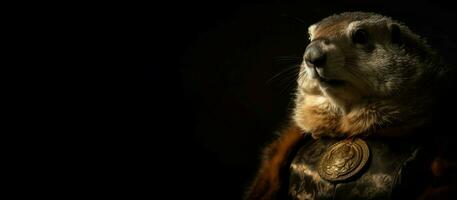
[304,40,328,69]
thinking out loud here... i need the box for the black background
[138,0,457,199]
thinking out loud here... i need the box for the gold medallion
[318,138,369,182]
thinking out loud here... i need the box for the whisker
[280,14,308,28]
[279,80,298,95]
[267,54,303,94]
[272,56,303,65]
[274,56,302,60]
[271,70,300,90]
[266,64,300,85]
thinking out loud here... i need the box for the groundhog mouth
[314,67,345,87]
[319,78,345,87]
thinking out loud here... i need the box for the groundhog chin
[302,76,366,113]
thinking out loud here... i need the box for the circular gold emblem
[318,138,369,182]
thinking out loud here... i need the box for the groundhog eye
[352,29,369,45]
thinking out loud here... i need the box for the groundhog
[245,12,456,200]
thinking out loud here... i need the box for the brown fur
[245,125,302,200]
[313,20,350,40]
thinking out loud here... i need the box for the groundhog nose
[304,44,326,68]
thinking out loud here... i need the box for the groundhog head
[293,12,445,138]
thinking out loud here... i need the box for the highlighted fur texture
[246,12,452,200]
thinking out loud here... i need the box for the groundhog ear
[308,24,317,40]
[390,24,402,44]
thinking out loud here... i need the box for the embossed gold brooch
[318,138,370,182]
